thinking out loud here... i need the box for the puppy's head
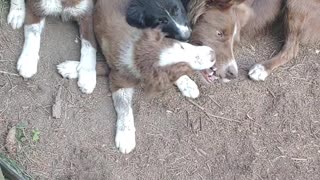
[191,2,253,83]
[126,0,191,41]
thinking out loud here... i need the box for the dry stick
[186,98,241,123]
[208,95,222,108]
[28,92,50,114]
[0,71,19,77]
[0,99,9,116]
[52,86,63,119]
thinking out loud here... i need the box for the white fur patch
[57,61,79,79]
[165,9,191,39]
[63,0,93,20]
[175,75,200,99]
[159,42,214,70]
[112,88,136,154]
[17,19,45,78]
[41,0,63,15]
[249,64,269,81]
[7,0,25,29]
[77,39,97,94]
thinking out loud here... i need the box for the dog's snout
[225,65,238,79]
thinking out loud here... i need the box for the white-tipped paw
[115,129,136,154]
[249,64,269,81]
[77,65,96,94]
[7,7,25,29]
[57,61,79,79]
[17,54,39,78]
[175,75,200,99]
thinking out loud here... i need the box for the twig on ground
[0,71,19,77]
[52,86,63,119]
[208,95,222,108]
[0,99,9,116]
[186,98,241,123]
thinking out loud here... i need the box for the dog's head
[190,2,253,83]
[126,0,191,41]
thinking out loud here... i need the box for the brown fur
[94,0,195,94]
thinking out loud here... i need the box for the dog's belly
[34,0,92,20]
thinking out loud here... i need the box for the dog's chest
[37,0,92,19]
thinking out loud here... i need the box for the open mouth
[200,66,219,83]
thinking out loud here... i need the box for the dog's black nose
[225,65,238,79]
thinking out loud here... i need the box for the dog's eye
[216,30,224,37]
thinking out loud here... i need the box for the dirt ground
[1,3,320,180]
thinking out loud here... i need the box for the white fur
[57,61,79,79]
[112,88,136,154]
[249,64,269,81]
[221,24,239,81]
[7,0,25,29]
[165,9,191,38]
[41,0,63,15]
[175,75,200,98]
[77,39,97,94]
[64,0,93,20]
[159,43,214,70]
[17,19,45,78]
[40,0,92,19]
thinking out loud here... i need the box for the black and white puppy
[126,0,192,41]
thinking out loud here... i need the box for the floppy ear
[126,4,146,28]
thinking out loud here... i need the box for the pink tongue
[200,69,216,83]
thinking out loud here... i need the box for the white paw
[7,7,25,29]
[175,75,200,99]
[115,129,136,154]
[248,64,269,81]
[77,65,96,94]
[57,61,79,79]
[190,47,215,70]
[17,54,39,78]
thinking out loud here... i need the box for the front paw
[7,7,25,29]
[77,66,96,94]
[115,128,136,154]
[17,53,39,78]
[57,61,79,79]
[249,64,269,81]
[175,75,200,99]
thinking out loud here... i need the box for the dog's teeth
[209,71,214,76]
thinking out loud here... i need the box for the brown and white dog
[185,0,320,82]
[58,0,216,154]
[7,0,97,94]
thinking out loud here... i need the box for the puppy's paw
[57,61,79,79]
[190,47,215,70]
[77,66,96,94]
[17,54,39,78]
[249,64,269,81]
[7,6,25,29]
[175,75,200,99]
[115,128,136,154]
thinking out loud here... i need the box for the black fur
[126,0,191,41]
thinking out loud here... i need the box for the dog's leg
[7,0,25,29]
[75,13,97,94]
[17,6,45,78]
[249,12,303,81]
[112,88,136,154]
[175,75,200,99]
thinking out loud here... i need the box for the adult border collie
[185,0,320,82]
[58,0,216,154]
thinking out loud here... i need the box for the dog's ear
[126,4,146,28]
